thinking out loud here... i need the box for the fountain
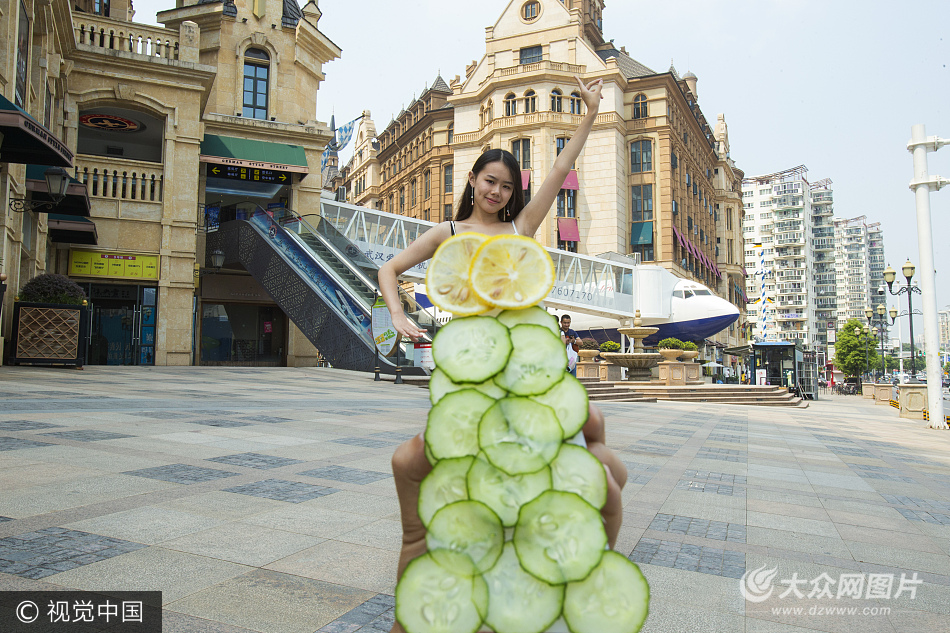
[600,310,661,382]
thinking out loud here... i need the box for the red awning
[561,170,579,190]
[521,170,531,190]
[557,217,580,241]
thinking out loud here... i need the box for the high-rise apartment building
[832,216,886,333]
[742,166,817,347]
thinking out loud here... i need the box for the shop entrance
[81,284,157,365]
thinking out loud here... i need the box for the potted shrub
[11,274,88,367]
[681,340,700,361]
[599,340,621,354]
[578,337,600,360]
[597,340,623,381]
[657,337,684,362]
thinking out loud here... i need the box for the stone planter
[681,350,699,362]
[658,348,682,362]
[657,361,687,385]
[577,360,601,379]
[862,382,875,399]
[898,384,928,420]
[873,383,892,405]
[11,301,88,367]
[578,350,600,361]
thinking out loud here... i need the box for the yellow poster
[69,250,159,280]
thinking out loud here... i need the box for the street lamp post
[855,325,869,381]
[883,261,922,382]
[876,304,887,380]
[907,123,948,429]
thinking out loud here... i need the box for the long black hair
[455,149,525,222]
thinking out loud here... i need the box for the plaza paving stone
[1,365,950,632]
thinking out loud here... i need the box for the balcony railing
[497,60,586,78]
[74,156,164,203]
[74,16,180,60]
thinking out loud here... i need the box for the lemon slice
[469,235,555,309]
[426,233,492,315]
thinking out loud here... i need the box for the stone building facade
[0,0,340,366]
[356,0,747,350]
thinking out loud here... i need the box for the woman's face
[469,161,514,215]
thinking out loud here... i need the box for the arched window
[524,90,537,114]
[569,91,582,115]
[243,48,270,120]
[486,99,494,122]
[633,93,647,120]
[504,93,517,117]
[550,88,562,113]
[447,123,454,145]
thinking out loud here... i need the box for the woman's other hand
[391,312,426,342]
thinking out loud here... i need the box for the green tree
[834,319,881,378]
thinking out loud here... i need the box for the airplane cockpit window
[673,290,685,298]
[683,290,695,298]
[693,289,712,295]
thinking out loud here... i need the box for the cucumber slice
[513,490,607,584]
[430,367,507,405]
[495,324,567,396]
[395,553,484,633]
[426,389,496,460]
[432,316,512,383]
[418,456,474,527]
[550,444,608,511]
[478,397,563,475]
[531,373,589,439]
[483,542,564,633]
[426,500,504,576]
[467,454,552,527]
[563,551,650,633]
[424,442,437,466]
[497,306,559,335]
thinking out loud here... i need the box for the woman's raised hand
[576,76,604,113]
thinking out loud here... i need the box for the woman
[378,77,604,340]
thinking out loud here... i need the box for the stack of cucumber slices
[395,235,649,633]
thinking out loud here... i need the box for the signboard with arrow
[208,164,292,184]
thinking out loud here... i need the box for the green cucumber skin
[395,553,483,633]
[477,397,563,476]
[418,456,474,528]
[550,444,608,511]
[426,389,496,460]
[495,324,567,396]
[562,551,650,633]
[531,373,589,439]
[512,490,608,585]
[497,306,559,335]
[426,500,505,576]
[467,455,552,527]
[432,316,512,384]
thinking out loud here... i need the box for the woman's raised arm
[515,77,603,238]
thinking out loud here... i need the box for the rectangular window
[671,152,678,169]
[444,203,453,221]
[519,46,542,65]
[630,140,652,173]
[511,139,531,169]
[15,1,30,107]
[556,189,576,217]
[424,171,430,199]
[631,185,653,222]
[444,165,453,194]
[44,83,53,129]
[630,244,654,262]
[400,188,405,213]
[556,137,566,156]
[410,179,417,207]
[243,63,269,119]
[557,239,578,253]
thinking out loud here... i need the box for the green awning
[199,134,309,173]
[630,221,654,246]
[48,214,97,245]
[25,165,90,217]
[0,94,73,167]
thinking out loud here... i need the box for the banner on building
[69,250,159,280]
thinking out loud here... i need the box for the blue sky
[136,0,949,341]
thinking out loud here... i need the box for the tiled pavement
[1,367,949,632]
